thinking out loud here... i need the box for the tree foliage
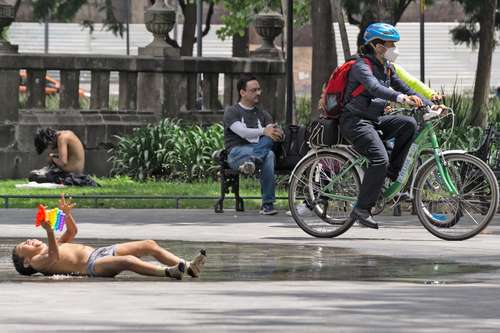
[343,0,433,48]
[449,0,499,128]
[30,0,124,36]
[214,0,310,40]
[449,0,500,48]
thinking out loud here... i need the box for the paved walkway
[1,209,500,332]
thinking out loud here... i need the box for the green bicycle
[288,106,499,240]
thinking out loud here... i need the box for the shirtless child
[34,128,85,174]
[12,194,207,279]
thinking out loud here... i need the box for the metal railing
[0,194,288,209]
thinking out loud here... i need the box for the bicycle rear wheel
[414,153,499,240]
[288,152,360,238]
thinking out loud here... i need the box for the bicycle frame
[321,120,459,202]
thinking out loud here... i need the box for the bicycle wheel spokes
[415,154,499,240]
[288,153,360,238]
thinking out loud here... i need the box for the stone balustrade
[0,2,286,179]
[0,53,285,178]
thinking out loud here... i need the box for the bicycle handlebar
[391,106,453,120]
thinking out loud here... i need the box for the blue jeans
[227,136,276,204]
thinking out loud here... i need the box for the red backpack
[321,57,373,119]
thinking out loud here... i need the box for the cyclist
[340,23,434,229]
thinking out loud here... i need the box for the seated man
[34,128,85,174]
[12,194,206,279]
[223,75,284,215]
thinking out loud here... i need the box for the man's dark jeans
[340,114,417,210]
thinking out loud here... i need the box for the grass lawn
[0,176,290,209]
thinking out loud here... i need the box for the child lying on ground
[12,194,206,279]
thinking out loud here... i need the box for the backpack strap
[351,57,373,97]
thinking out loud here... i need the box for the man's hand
[431,104,448,117]
[318,97,326,112]
[431,104,447,111]
[431,93,444,103]
[264,124,284,142]
[404,95,424,107]
[318,91,327,112]
[59,193,75,215]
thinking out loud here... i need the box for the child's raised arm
[31,219,60,270]
[57,193,78,244]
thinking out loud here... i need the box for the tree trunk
[470,0,496,128]
[13,0,22,19]
[311,0,337,120]
[354,0,404,50]
[331,0,350,61]
[377,0,394,23]
[232,28,249,57]
[181,1,196,56]
[356,3,378,50]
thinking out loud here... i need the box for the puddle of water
[0,238,496,283]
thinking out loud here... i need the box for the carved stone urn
[0,3,18,53]
[250,10,284,59]
[139,0,179,57]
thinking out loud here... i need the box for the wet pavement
[2,209,500,332]
[1,238,496,284]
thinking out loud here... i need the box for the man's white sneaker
[187,249,207,278]
[238,161,255,175]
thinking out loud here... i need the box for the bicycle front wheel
[288,152,360,238]
[414,153,499,240]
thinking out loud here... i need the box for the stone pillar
[138,0,179,117]
[138,72,163,114]
[0,3,20,178]
[0,3,18,54]
[138,1,178,58]
[250,10,284,59]
[119,71,137,111]
[250,10,286,122]
[90,71,110,110]
[0,68,19,122]
[0,3,19,123]
[60,70,81,109]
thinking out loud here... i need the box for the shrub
[296,95,312,126]
[436,126,484,151]
[108,119,224,181]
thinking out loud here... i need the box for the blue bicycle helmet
[363,23,400,44]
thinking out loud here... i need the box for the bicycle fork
[430,131,459,195]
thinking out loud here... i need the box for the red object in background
[19,70,90,98]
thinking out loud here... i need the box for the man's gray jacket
[343,54,432,121]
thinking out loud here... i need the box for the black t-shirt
[223,104,273,151]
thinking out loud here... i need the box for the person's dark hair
[12,247,38,276]
[34,128,57,155]
[359,38,385,55]
[237,75,258,100]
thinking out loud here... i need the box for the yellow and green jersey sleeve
[393,63,436,100]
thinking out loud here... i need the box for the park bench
[212,149,294,213]
[213,125,308,213]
